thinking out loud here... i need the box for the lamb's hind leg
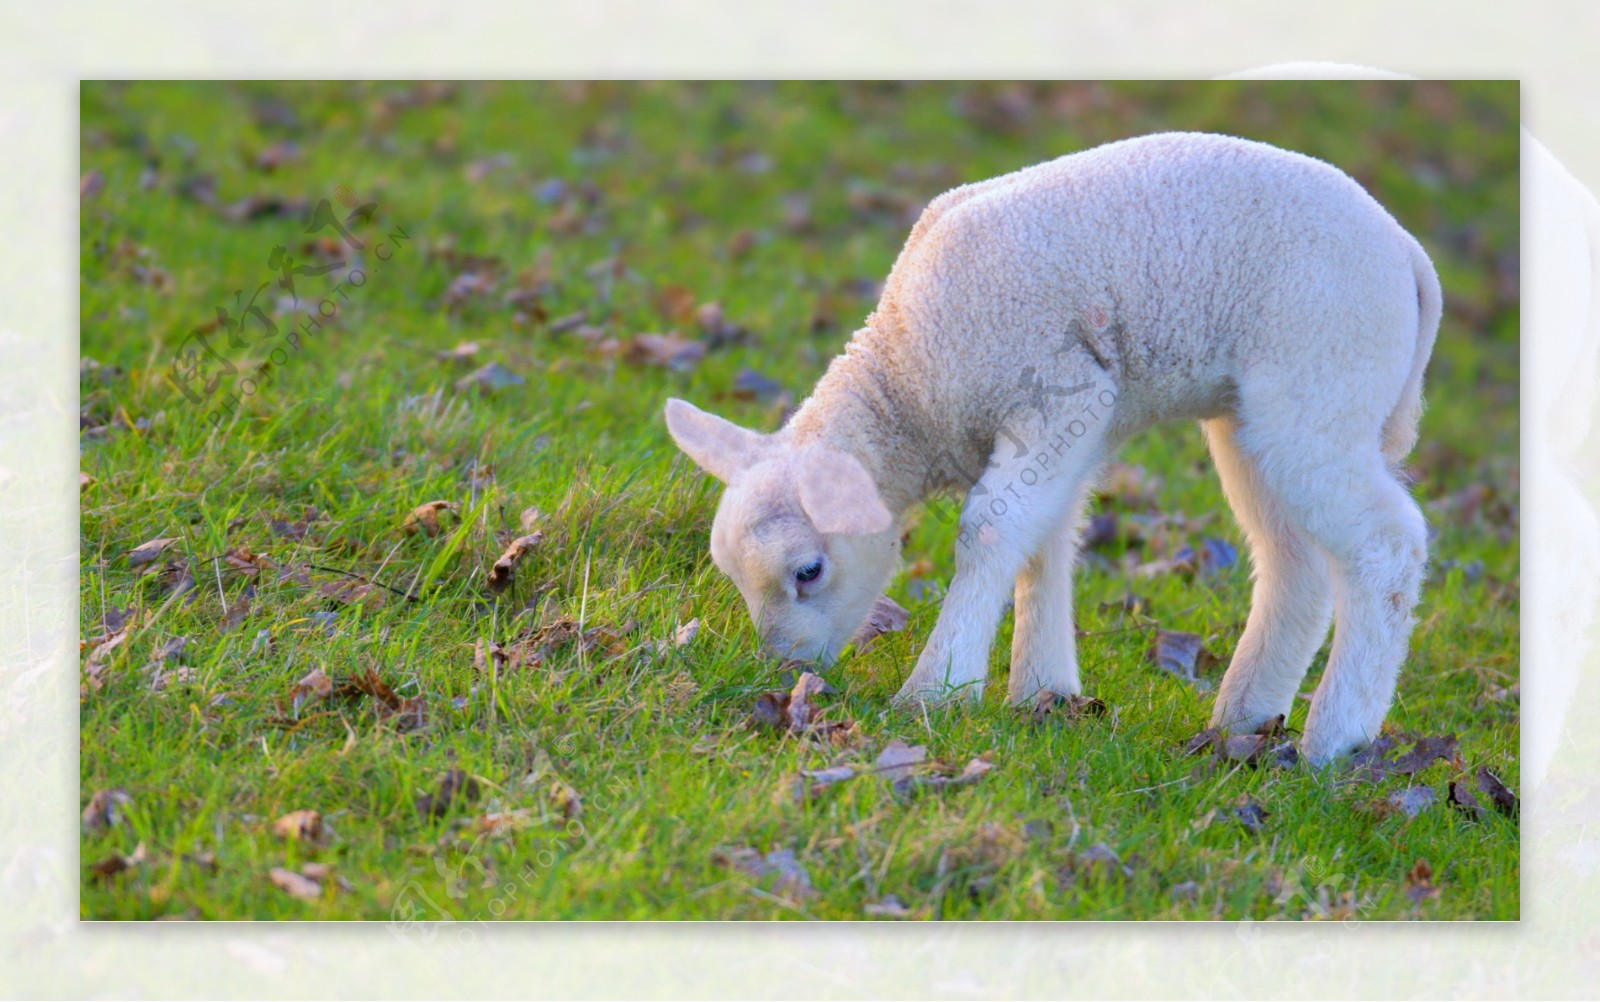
[1008,484,1093,704]
[1203,416,1335,734]
[1233,426,1427,764]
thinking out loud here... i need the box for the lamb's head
[664,398,899,664]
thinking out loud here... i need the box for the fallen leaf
[403,500,459,537]
[750,670,848,739]
[1404,859,1440,903]
[417,769,481,819]
[1447,779,1487,820]
[82,788,133,833]
[1070,842,1132,880]
[872,739,928,783]
[791,765,857,804]
[435,340,481,364]
[473,638,510,676]
[732,369,788,404]
[712,846,817,899]
[1030,692,1107,724]
[1233,799,1270,833]
[272,809,326,843]
[455,361,525,393]
[673,618,701,648]
[695,301,751,348]
[269,866,323,901]
[1082,512,1120,550]
[128,537,178,567]
[221,586,254,632]
[471,809,534,836]
[486,532,544,593]
[221,194,311,223]
[290,666,333,713]
[1476,767,1519,818]
[863,895,914,918]
[253,139,302,172]
[786,672,831,732]
[1149,630,1222,684]
[620,333,706,372]
[88,842,148,881]
[852,595,910,650]
[1387,785,1439,818]
[83,627,131,692]
[1349,732,1463,783]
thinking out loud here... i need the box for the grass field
[79,80,1520,920]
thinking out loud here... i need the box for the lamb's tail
[1382,235,1444,466]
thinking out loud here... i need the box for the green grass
[79,80,1520,920]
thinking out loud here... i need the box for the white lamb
[665,132,1442,764]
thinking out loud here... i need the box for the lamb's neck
[784,334,927,520]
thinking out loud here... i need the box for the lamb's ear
[797,447,892,535]
[664,398,767,483]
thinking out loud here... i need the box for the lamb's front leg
[1008,494,1090,704]
[894,440,1099,708]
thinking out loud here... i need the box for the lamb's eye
[795,561,823,583]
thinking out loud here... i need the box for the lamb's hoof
[891,679,980,710]
[1297,732,1368,769]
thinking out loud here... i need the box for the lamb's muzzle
[665,131,1442,766]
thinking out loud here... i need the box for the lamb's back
[874,132,1419,436]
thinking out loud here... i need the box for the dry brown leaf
[454,361,525,393]
[750,670,846,739]
[1476,767,1518,818]
[1348,732,1463,783]
[1447,779,1487,820]
[82,788,133,833]
[852,595,910,650]
[83,628,131,692]
[272,809,326,843]
[253,139,302,172]
[88,842,148,881]
[786,765,858,805]
[473,638,510,675]
[291,666,333,712]
[1387,785,1439,818]
[1030,692,1108,723]
[471,809,534,836]
[1149,630,1222,684]
[872,739,928,783]
[403,500,459,537]
[486,532,544,593]
[620,333,707,372]
[673,618,701,648]
[269,866,324,901]
[1404,859,1440,903]
[435,340,481,363]
[128,537,178,567]
[221,586,254,632]
[712,846,817,899]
